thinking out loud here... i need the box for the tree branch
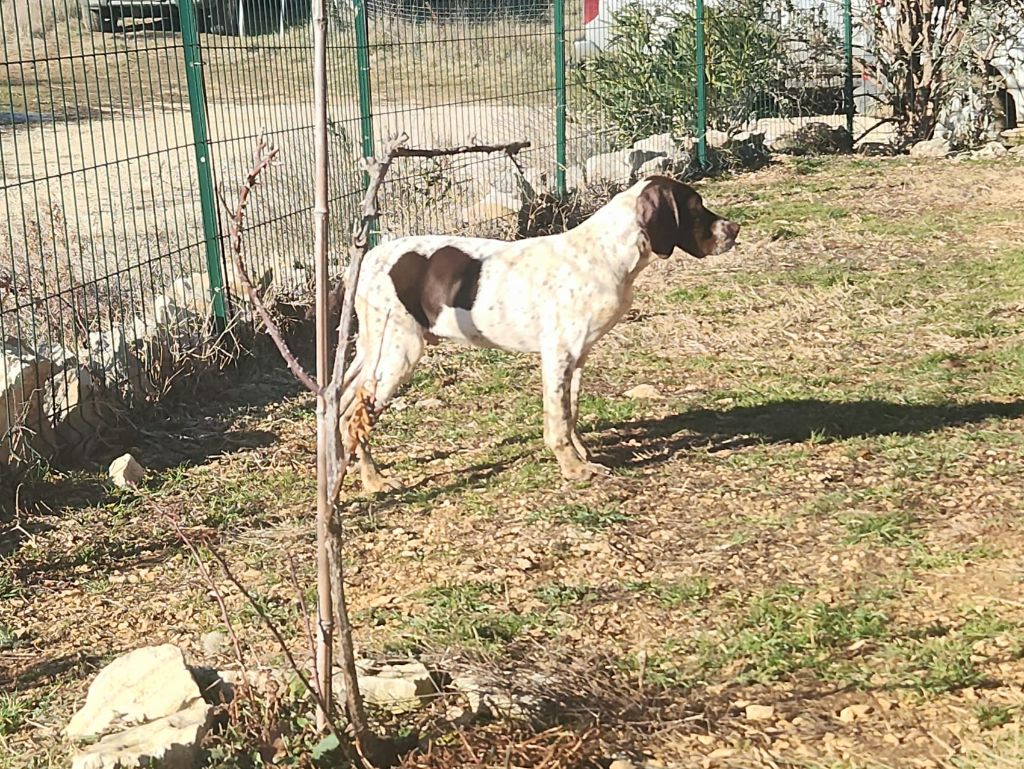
[220,137,321,395]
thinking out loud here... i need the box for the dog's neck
[572,186,657,286]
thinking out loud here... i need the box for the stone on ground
[71,698,212,769]
[909,138,952,158]
[108,454,146,489]
[66,644,205,740]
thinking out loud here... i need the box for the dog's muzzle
[711,219,741,255]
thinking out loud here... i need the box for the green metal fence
[1,0,859,466]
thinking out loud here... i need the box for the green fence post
[554,0,567,196]
[843,0,855,137]
[354,0,377,246]
[179,0,227,322]
[694,0,708,168]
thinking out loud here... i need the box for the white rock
[705,129,732,148]
[489,166,536,202]
[0,339,54,464]
[66,645,205,740]
[416,397,444,409]
[71,698,212,769]
[585,148,666,185]
[838,703,873,722]
[565,165,586,190]
[459,188,521,227]
[632,132,677,156]
[909,138,951,158]
[333,661,438,713]
[109,454,146,489]
[745,703,775,720]
[83,327,155,399]
[1000,127,1024,147]
[450,674,485,716]
[1011,144,1024,156]
[449,674,537,721]
[973,141,1008,159]
[623,384,664,400]
[200,631,227,657]
[638,155,673,177]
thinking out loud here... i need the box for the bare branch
[203,529,350,749]
[161,511,250,696]
[392,140,532,159]
[289,553,319,700]
[220,137,321,395]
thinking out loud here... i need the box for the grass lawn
[3,155,1024,767]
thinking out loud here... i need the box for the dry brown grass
[3,156,1024,768]
[1,0,81,61]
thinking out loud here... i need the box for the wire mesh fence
[2,0,859,468]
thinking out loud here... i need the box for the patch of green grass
[756,199,849,225]
[578,393,639,427]
[236,593,296,630]
[502,459,559,495]
[666,285,736,306]
[976,704,1019,730]
[792,157,828,175]
[529,503,629,530]
[533,583,596,608]
[157,466,313,529]
[0,624,15,652]
[883,611,1015,694]
[781,263,869,289]
[804,491,850,518]
[698,586,892,684]
[617,639,690,689]
[909,545,1002,570]
[399,582,541,651]
[888,635,985,693]
[0,693,33,736]
[774,223,809,239]
[842,510,919,547]
[0,565,19,601]
[628,577,711,608]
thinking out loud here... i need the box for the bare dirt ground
[2,156,1024,768]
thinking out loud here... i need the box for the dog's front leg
[569,365,590,461]
[542,348,609,481]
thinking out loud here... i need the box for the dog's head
[635,175,740,259]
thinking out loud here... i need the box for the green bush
[574,0,843,145]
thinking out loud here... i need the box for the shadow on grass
[0,650,107,695]
[595,398,1024,468]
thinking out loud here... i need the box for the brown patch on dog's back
[389,246,482,329]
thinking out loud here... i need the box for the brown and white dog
[339,174,740,491]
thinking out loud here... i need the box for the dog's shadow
[590,397,1024,469]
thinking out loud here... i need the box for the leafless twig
[160,509,249,697]
[218,137,320,395]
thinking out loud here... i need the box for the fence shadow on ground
[594,398,1024,469]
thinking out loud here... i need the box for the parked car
[82,0,294,36]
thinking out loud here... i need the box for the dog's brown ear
[635,176,695,257]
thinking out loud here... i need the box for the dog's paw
[361,475,403,494]
[562,461,612,481]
